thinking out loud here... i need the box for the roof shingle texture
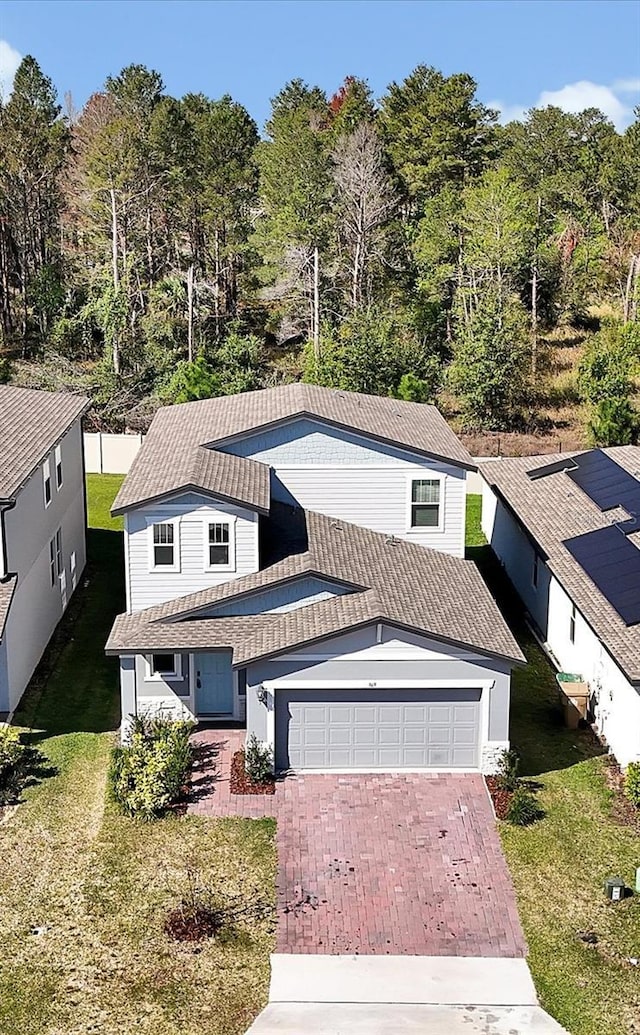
[107,506,524,667]
[481,446,640,683]
[0,386,89,499]
[111,383,474,515]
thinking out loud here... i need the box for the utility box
[556,674,589,729]
[604,876,626,902]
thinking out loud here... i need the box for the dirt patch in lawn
[230,751,275,795]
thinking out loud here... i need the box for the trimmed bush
[110,714,195,820]
[245,734,273,784]
[506,786,544,826]
[0,726,31,805]
[625,762,640,809]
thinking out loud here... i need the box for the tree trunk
[187,263,194,363]
[624,254,639,323]
[109,187,120,375]
[313,244,320,363]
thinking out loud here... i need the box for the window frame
[407,475,444,532]
[569,603,576,645]
[145,653,183,682]
[55,527,63,577]
[532,552,539,589]
[49,537,56,588]
[54,443,63,489]
[204,517,236,572]
[148,519,181,572]
[43,457,52,508]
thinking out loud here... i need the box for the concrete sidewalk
[245,954,569,1035]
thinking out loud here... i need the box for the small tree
[448,291,531,429]
[589,397,638,446]
[578,322,639,446]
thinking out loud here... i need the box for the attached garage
[275,687,481,770]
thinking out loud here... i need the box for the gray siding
[2,419,86,710]
[0,640,8,713]
[199,576,350,616]
[125,494,259,611]
[223,418,466,556]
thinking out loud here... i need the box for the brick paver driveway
[190,728,527,957]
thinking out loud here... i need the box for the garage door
[275,688,481,771]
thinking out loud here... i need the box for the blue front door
[195,652,234,715]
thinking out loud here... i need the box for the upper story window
[206,520,235,569]
[43,458,52,508]
[569,603,576,644]
[151,521,176,568]
[55,444,63,489]
[409,478,441,529]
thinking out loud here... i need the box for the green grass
[466,495,640,1035]
[86,472,124,530]
[0,475,275,1035]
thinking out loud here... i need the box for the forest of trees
[0,56,639,446]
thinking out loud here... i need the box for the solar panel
[527,458,577,481]
[563,525,640,626]
[566,449,640,517]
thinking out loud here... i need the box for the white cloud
[491,78,640,132]
[0,40,22,101]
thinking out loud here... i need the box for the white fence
[84,431,497,490]
[84,432,144,474]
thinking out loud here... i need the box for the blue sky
[1,0,639,130]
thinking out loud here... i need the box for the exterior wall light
[256,687,267,705]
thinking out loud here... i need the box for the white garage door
[275,688,481,770]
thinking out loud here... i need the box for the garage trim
[262,678,494,773]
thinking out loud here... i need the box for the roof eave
[111,483,270,518]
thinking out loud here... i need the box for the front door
[194,652,234,716]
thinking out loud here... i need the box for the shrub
[245,734,273,784]
[506,787,544,826]
[110,714,195,820]
[625,762,640,809]
[588,396,637,447]
[495,748,520,792]
[0,726,31,805]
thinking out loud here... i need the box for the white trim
[54,443,63,489]
[144,653,184,681]
[406,472,444,533]
[262,678,494,691]
[43,457,52,508]
[123,513,132,612]
[281,766,481,775]
[147,516,181,573]
[273,648,486,662]
[203,515,237,573]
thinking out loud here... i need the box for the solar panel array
[563,526,640,627]
[565,449,640,517]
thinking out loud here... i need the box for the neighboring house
[481,447,640,768]
[0,386,89,714]
[107,384,523,773]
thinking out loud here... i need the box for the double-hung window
[152,522,175,567]
[43,458,52,508]
[55,444,63,489]
[55,527,63,577]
[49,537,56,587]
[409,478,441,529]
[569,603,576,645]
[49,528,63,586]
[207,521,234,568]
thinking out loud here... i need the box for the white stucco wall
[482,481,640,767]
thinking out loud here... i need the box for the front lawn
[467,495,640,1035]
[0,474,275,1035]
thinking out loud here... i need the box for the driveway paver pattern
[189,728,527,957]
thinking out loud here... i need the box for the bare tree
[332,123,396,309]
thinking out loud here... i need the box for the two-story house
[0,386,89,715]
[106,384,524,773]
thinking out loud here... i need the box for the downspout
[0,499,16,583]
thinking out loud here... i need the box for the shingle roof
[0,576,16,640]
[480,446,640,683]
[0,386,89,500]
[111,383,474,515]
[106,506,524,667]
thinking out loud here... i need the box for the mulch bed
[230,750,275,795]
[485,776,513,820]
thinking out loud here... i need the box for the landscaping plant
[495,748,521,792]
[506,786,544,826]
[0,726,35,805]
[244,734,273,784]
[624,761,640,809]
[109,714,195,820]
